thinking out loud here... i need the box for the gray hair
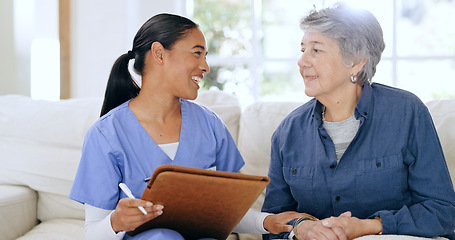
[300,3,385,85]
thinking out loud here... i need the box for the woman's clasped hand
[294,211,382,240]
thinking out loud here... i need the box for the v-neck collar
[125,99,186,162]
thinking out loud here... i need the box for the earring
[350,74,357,84]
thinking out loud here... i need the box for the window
[14,0,61,101]
[188,0,455,107]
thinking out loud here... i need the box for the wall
[71,0,187,98]
[0,0,186,99]
[0,0,20,95]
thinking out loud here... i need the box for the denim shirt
[262,83,455,239]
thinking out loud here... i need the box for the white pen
[119,183,148,215]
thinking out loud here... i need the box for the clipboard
[127,164,270,239]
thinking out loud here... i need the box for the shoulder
[366,83,428,116]
[89,101,131,136]
[98,101,130,121]
[371,83,424,106]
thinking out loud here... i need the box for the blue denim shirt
[262,83,455,239]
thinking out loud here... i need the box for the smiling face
[298,31,357,100]
[162,27,209,100]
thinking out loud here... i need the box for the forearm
[85,204,125,240]
[233,208,271,234]
[373,200,455,236]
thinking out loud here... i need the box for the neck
[129,78,181,122]
[319,84,363,122]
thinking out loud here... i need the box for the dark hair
[100,13,198,116]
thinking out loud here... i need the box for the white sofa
[0,90,454,240]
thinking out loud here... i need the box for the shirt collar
[311,99,324,123]
[355,83,373,120]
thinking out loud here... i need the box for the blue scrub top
[70,98,244,210]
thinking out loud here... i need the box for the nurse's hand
[264,211,311,234]
[111,198,164,233]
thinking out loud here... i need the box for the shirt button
[292,169,297,175]
[376,162,381,167]
[330,164,336,169]
[335,196,341,201]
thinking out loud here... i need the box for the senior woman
[262,3,455,240]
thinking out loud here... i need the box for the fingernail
[145,202,153,207]
[322,220,329,226]
[157,210,163,215]
[156,205,164,210]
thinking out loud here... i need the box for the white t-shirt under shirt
[322,114,360,161]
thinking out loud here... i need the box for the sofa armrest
[0,185,38,240]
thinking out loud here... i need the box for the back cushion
[237,101,302,210]
[426,99,455,186]
[0,95,102,220]
[193,90,242,144]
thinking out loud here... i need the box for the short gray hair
[300,3,385,85]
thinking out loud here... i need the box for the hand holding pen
[119,183,148,215]
[110,182,164,233]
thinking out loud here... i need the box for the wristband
[374,216,383,235]
[292,216,318,240]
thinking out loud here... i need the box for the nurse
[69,13,303,240]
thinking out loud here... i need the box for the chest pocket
[355,153,407,210]
[283,166,319,213]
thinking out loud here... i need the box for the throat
[322,105,355,123]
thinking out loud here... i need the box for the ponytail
[99,13,198,117]
[100,53,140,117]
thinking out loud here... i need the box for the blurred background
[1,0,454,108]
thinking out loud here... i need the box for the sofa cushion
[354,235,447,240]
[0,95,102,147]
[38,192,84,221]
[193,90,242,144]
[0,185,37,240]
[237,101,302,210]
[426,98,455,186]
[15,218,85,240]
[0,95,102,220]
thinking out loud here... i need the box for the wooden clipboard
[127,164,270,239]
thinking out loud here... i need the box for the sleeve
[212,112,245,173]
[370,104,455,237]
[69,125,122,210]
[261,129,298,239]
[233,208,271,234]
[85,204,125,240]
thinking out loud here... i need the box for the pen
[118,183,148,215]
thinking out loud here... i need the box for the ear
[351,57,367,76]
[151,42,164,64]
